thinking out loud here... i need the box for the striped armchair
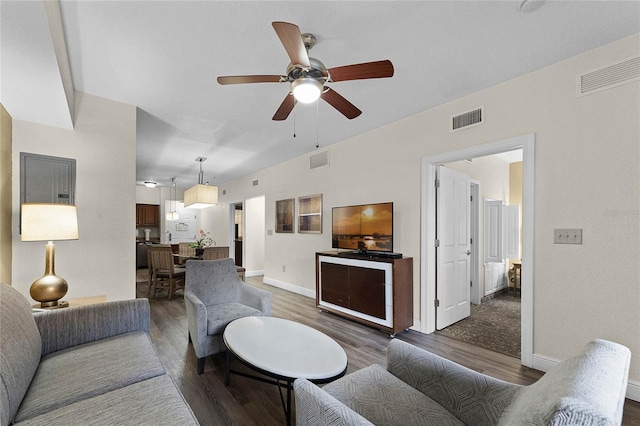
[184,258,271,374]
[295,339,630,426]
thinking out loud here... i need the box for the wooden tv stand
[315,251,413,336]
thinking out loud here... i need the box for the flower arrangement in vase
[190,229,215,256]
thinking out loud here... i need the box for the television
[332,202,393,253]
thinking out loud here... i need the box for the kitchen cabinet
[136,204,159,227]
[316,252,413,336]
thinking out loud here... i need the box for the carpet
[436,292,521,358]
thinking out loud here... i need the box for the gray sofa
[295,339,631,426]
[0,284,199,426]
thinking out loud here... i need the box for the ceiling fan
[217,21,394,121]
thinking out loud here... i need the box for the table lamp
[21,203,79,308]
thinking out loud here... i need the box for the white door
[484,199,504,263]
[436,166,471,330]
[165,201,198,242]
[504,205,520,260]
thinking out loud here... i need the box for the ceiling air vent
[252,179,259,187]
[577,56,640,97]
[310,150,329,170]
[451,107,483,132]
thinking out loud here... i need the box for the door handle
[466,250,471,255]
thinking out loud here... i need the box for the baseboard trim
[628,380,640,402]
[531,353,559,372]
[532,354,640,402]
[245,269,264,278]
[262,276,315,299]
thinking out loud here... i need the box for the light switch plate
[554,228,582,244]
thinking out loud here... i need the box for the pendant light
[184,157,218,209]
[166,177,179,220]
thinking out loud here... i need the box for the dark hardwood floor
[139,275,640,425]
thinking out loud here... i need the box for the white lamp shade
[166,211,180,220]
[21,203,79,241]
[184,184,218,209]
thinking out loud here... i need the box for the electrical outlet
[554,228,582,244]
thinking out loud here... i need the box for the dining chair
[178,242,196,265]
[509,263,521,297]
[202,246,229,260]
[146,245,154,295]
[202,247,246,280]
[149,245,186,300]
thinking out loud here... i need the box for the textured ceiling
[2,1,639,188]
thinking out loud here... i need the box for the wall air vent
[451,107,483,132]
[310,150,329,170]
[577,56,640,97]
[252,179,259,187]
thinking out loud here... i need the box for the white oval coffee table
[223,316,347,425]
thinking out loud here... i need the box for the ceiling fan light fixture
[291,77,323,103]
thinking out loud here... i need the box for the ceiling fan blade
[273,94,297,121]
[272,21,310,68]
[217,75,283,85]
[328,60,394,82]
[321,88,362,119]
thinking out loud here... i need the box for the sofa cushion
[322,364,465,426]
[206,303,264,335]
[14,331,165,423]
[498,339,631,426]
[0,284,42,426]
[17,375,199,426]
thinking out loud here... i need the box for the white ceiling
[2,1,639,188]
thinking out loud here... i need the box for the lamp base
[32,300,69,310]
[30,242,69,308]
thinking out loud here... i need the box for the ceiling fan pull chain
[315,99,320,148]
[293,107,296,138]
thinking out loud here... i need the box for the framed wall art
[298,194,322,234]
[275,198,295,233]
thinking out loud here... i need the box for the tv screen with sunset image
[331,202,393,252]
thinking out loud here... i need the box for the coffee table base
[225,350,346,426]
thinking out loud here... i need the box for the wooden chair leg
[150,276,157,299]
[168,279,175,300]
[197,357,205,375]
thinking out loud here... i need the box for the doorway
[229,202,243,267]
[435,156,522,357]
[229,196,266,277]
[420,133,534,367]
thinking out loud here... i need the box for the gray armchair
[295,339,630,426]
[184,258,272,374]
